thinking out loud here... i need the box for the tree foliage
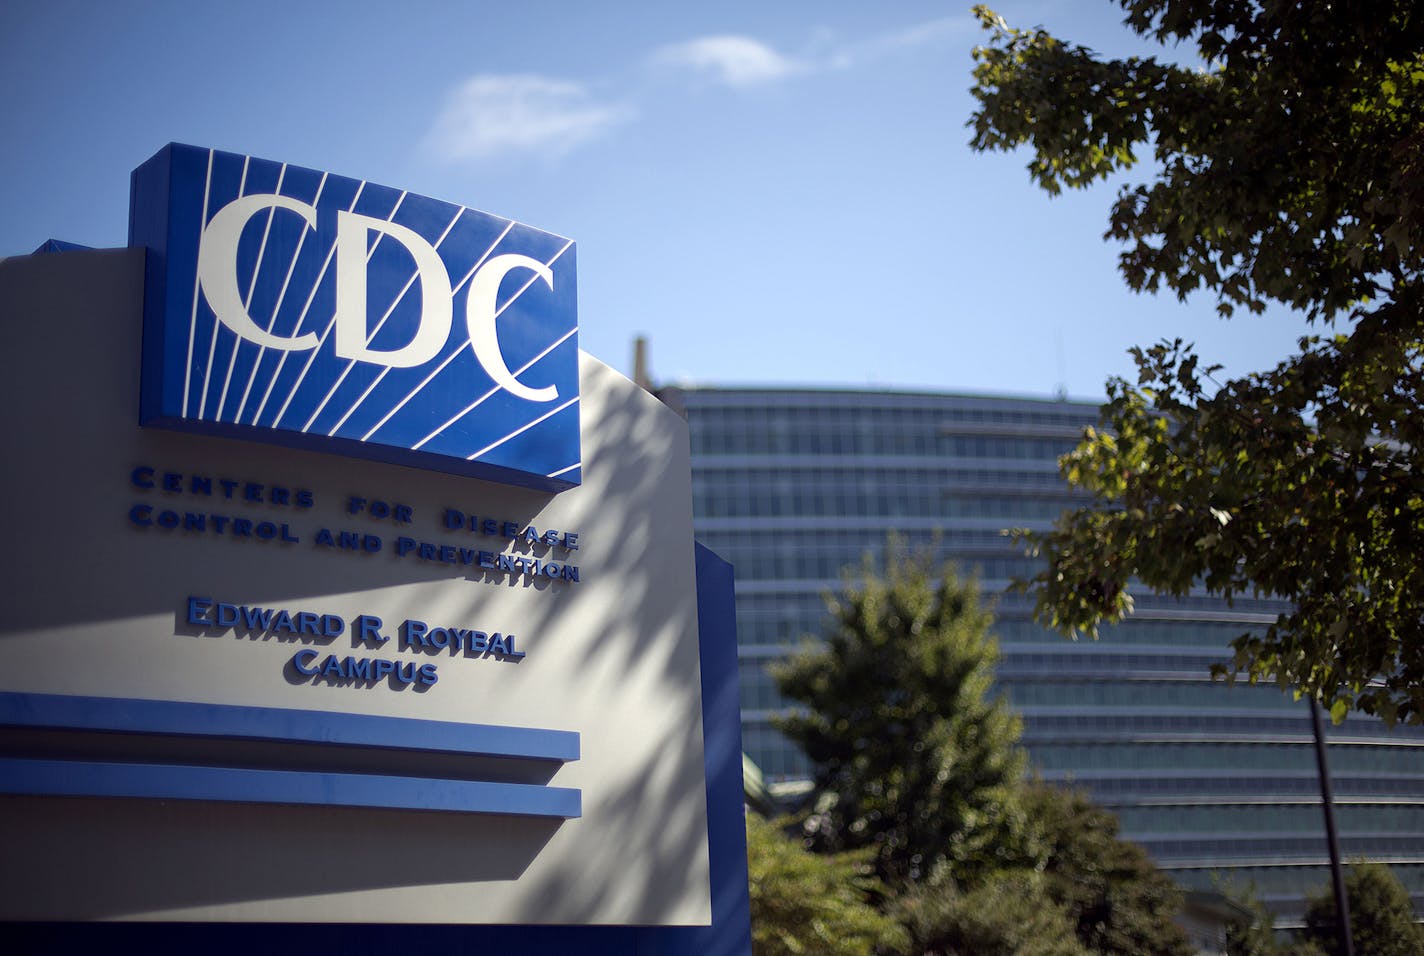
[745,813,908,956]
[1300,862,1424,956]
[891,869,1092,956]
[774,555,1026,885]
[1218,881,1282,956]
[1020,783,1193,956]
[771,555,1193,954]
[969,1,1424,723]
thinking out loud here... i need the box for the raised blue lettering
[186,596,213,626]
[401,618,430,649]
[292,649,319,675]
[355,614,385,646]
[241,606,273,630]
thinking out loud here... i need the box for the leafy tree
[773,555,1027,885]
[1300,862,1424,956]
[1020,783,1194,956]
[891,869,1091,956]
[744,813,908,956]
[1218,880,1282,956]
[969,2,1424,723]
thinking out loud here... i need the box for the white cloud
[422,18,966,163]
[827,16,969,70]
[424,74,632,162]
[651,35,804,88]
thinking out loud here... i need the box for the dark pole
[1310,697,1355,956]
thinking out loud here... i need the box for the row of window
[696,526,1014,556]
[690,427,1084,459]
[693,486,1083,520]
[742,717,1424,786]
[1031,742,1424,776]
[717,549,1046,585]
[1067,773,1424,799]
[695,465,1071,491]
[739,671,1313,726]
[998,651,1234,676]
[1003,680,1307,711]
[1115,803,1424,835]
[1140,834,1424,862]
[682,392,1097,430]
[730,601,1274,650]
[1021,712,1424,742]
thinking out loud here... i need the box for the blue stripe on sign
[0,692,579,763]
[0,757,582,819]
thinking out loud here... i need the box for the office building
[671,385,1424,926]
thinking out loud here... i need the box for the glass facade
[675,386,1424,926]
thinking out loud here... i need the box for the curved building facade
[672,385,1424,926]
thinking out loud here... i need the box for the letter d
[334,211,453,368]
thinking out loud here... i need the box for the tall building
[671,385,1424,926]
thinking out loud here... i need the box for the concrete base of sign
[0,247,746,949]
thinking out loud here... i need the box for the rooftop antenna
[633,335,653,393]
[1054,328,1068,401]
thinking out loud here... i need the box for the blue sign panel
[130,144,580,491]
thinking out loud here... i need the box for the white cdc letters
[196,193,558,401]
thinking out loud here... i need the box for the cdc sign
[131,144,580,491]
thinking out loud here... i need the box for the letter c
[197,194,320,351]
[292,648,320,676]
[465,254,559,403]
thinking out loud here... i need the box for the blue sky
[0,1,1309,399]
